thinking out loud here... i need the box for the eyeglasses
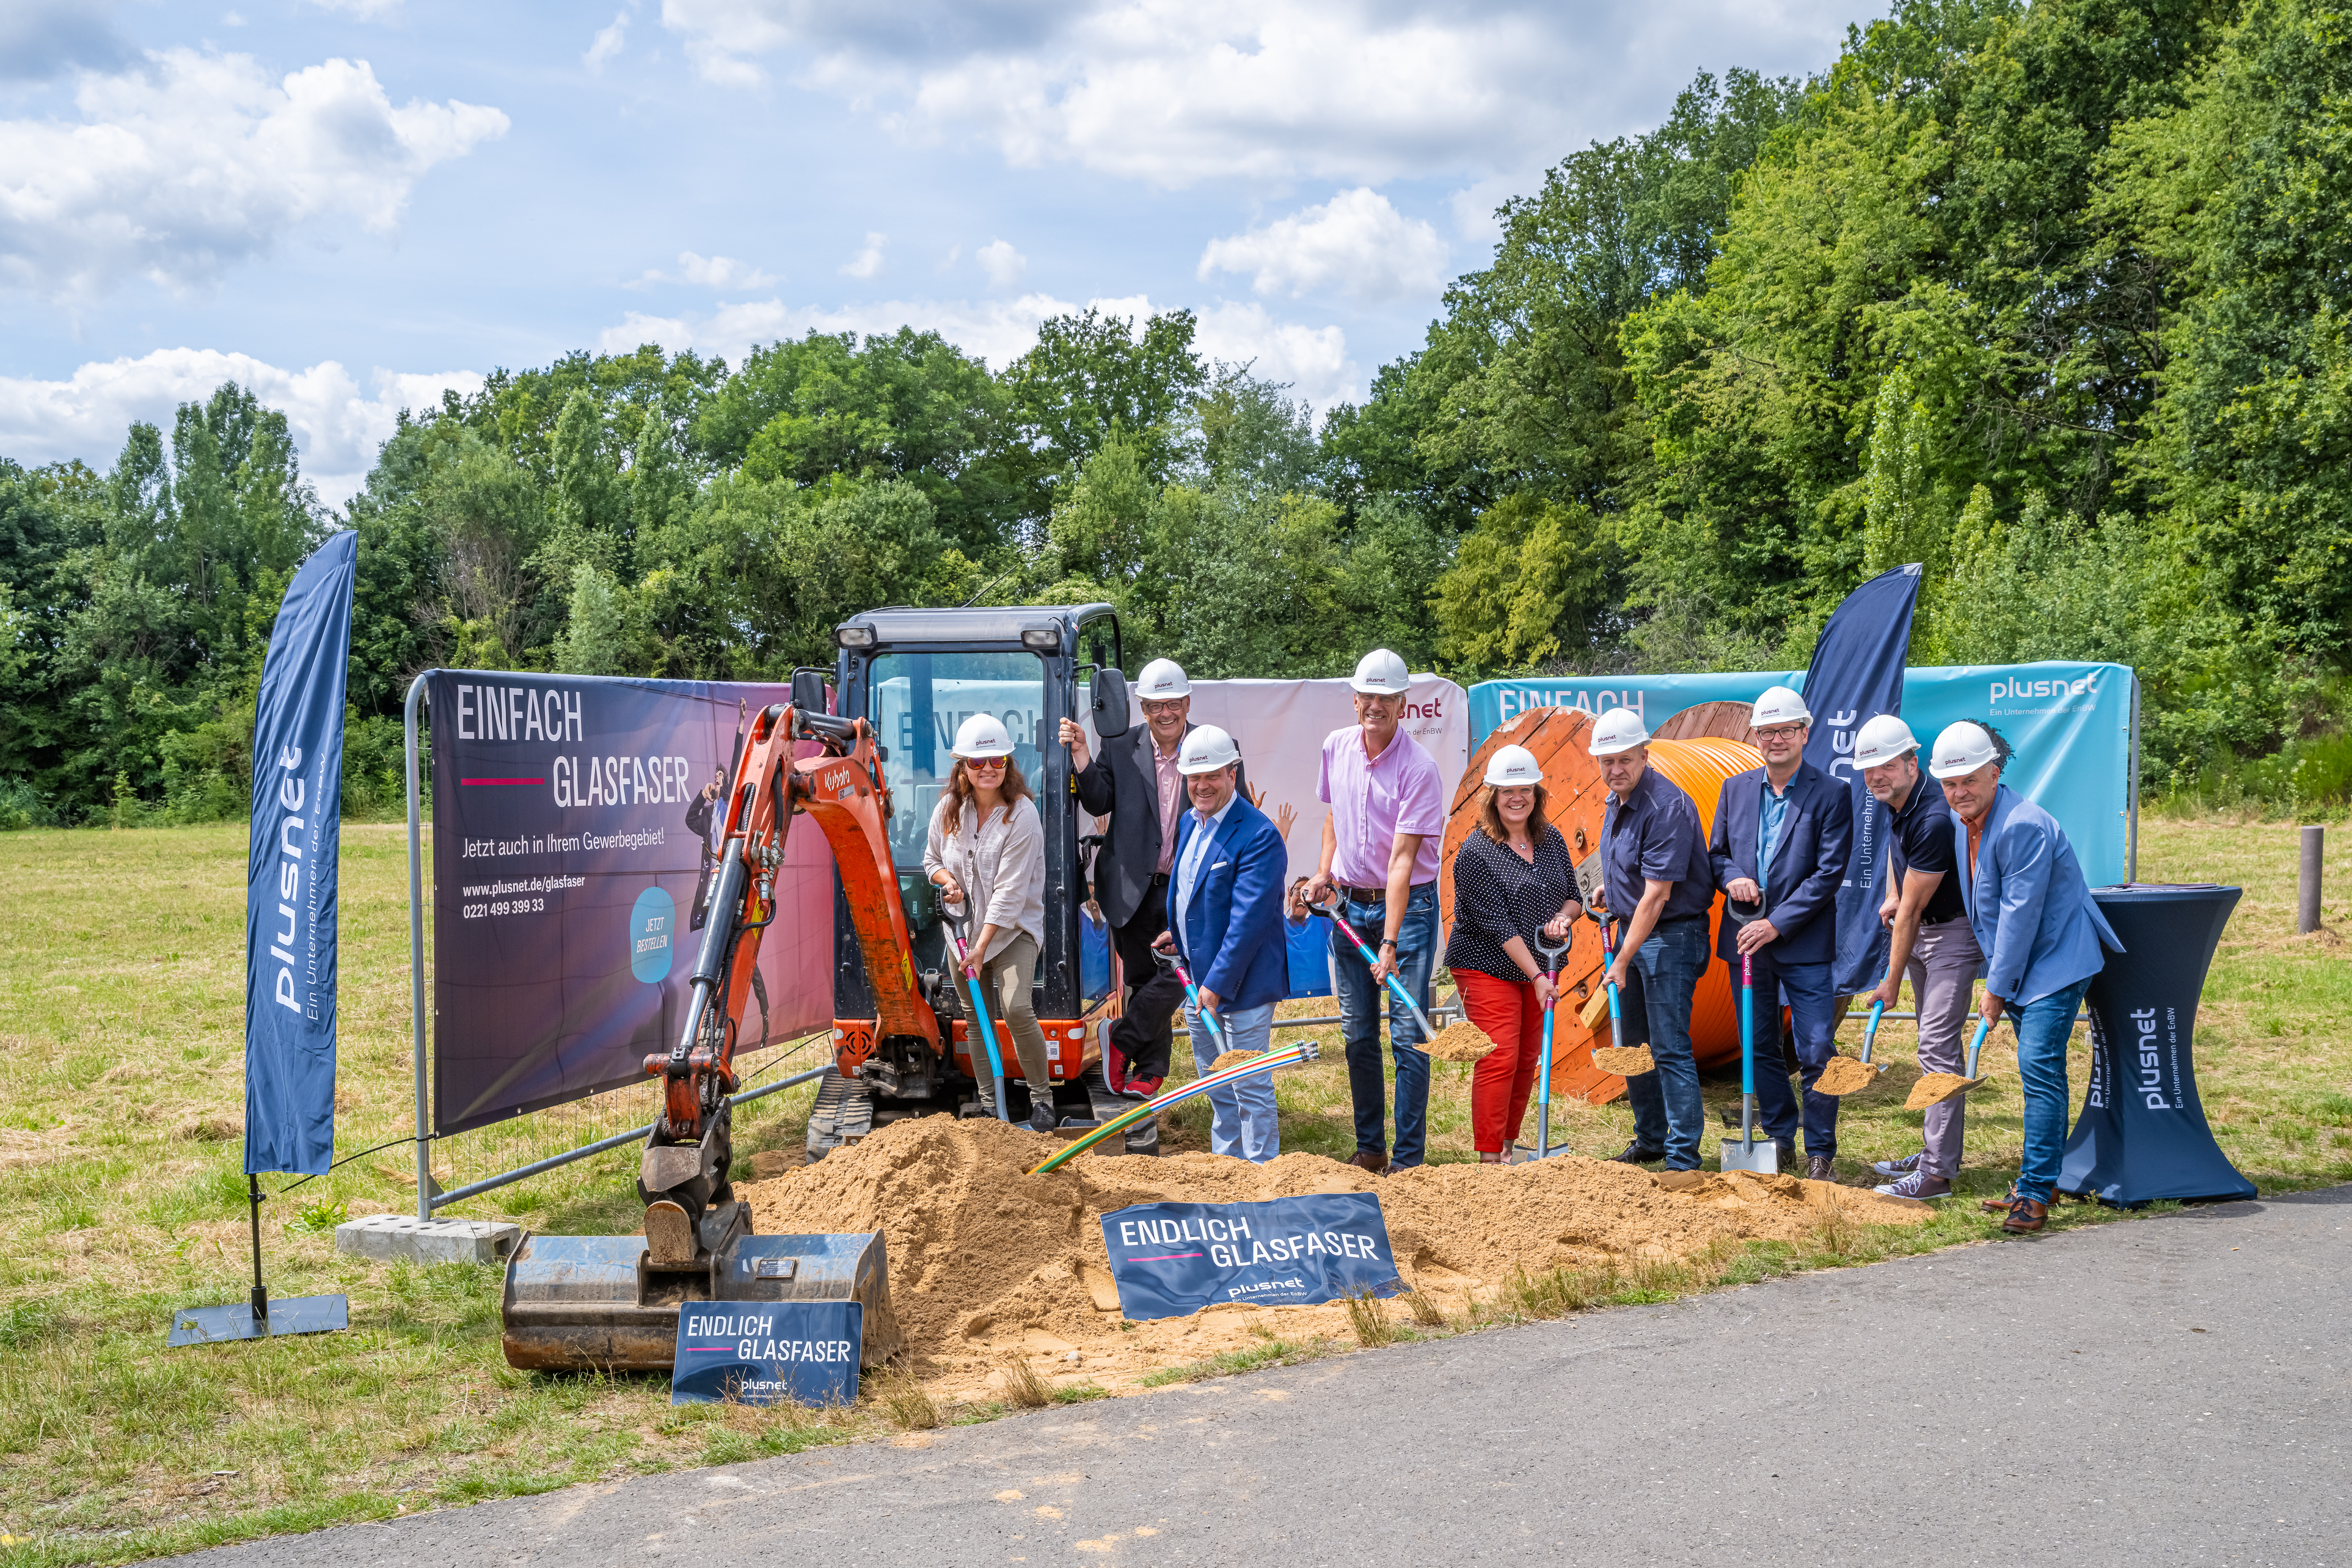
[1139,699,1186,717]
[963,757,1007,772]
[1755,724,1806,740]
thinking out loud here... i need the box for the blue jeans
[1332,883,1436,1169]
[1188,1000,1279,1161]
[1737,949,1841,1158]
[2014,979,2092,1204]
[1616,918,1709,1169]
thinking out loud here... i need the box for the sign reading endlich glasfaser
[670,1300,864,1406]
[1100,1193,1403,1320]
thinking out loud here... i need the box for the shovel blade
[1719,1137,1779,1175]
[1814,1055,1880,1097]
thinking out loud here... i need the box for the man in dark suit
[1059,658,1246,1098]
[1156,725,1289,1160]
[1709,685,1855,1180]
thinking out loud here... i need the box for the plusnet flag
[244,530,356,1177]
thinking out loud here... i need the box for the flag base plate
[168,1294,348,1347]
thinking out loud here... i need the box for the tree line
[4,0,2347,828]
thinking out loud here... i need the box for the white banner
[1158,676,1472,880]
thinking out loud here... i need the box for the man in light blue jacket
[1930,721,2122,1233]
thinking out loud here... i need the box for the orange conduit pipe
[1438,707,1761,1104]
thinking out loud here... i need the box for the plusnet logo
[2133,1006,2170,1110]
[1990,673,2099,704]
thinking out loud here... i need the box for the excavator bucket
[500,1230,900,1374]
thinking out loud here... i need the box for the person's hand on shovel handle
[1980,991,2006,1026]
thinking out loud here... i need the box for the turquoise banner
[1469,661,2138,887]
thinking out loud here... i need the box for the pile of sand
[740,1117,1927,1396]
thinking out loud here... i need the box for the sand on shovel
[1590,1045,1654,1076]
[739,1116,1931,1401]
[1208,1048,1270,1074]
[1423,1021,1497,1063]
[1814,1055,1881,1096]
[1904,1072,1984,1109]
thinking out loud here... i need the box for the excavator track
[803,1067,875,1161]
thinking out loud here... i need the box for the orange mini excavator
[501,607,1147,1372]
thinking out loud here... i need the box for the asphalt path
[169,1188,2352,1567]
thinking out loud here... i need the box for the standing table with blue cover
[2059,884,2256,1206]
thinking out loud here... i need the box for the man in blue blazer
[1155,724,1290,1161]
[1930,721,2123,1233]
[1708,686,1855,1179]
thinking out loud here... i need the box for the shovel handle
[1861,997,1884,1065]
[1172,956,1225,1042]
[1965,1016,1990,1079]
[1310,898,1439,1040]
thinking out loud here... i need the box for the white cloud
[1198,188,1446,304]
[1195,301,1357,412]
[657,0,1853,189]
[0,349,483,506]
[0,48,508,299]
[585,12,630,70]
[635,250,776,288]
[838,231,886,278]
[976,238,1026,290]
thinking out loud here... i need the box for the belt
[1337,880,1433,903]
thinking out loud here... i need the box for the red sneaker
[1104,1045,1129,1095]
[1125,1074,1164,1101]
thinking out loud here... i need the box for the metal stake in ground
[1722,950,1778,1174]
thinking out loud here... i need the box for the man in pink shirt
[1303,649,1445,1173]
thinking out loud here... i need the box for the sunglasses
[963,756,1007,771]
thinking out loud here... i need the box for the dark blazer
[1708,761,1853,965]
[1074,723,1248,928]
[1167,797,1291,1012]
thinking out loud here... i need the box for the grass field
[1,818,2348,1563]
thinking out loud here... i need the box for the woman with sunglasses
[924,713,1057,1131]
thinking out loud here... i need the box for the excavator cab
[805,603,1137,1156]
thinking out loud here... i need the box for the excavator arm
[635,700,938,1266]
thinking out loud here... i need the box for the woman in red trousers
[1444,745,1583,1162]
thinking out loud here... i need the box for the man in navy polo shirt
[1589,707,1714,1171]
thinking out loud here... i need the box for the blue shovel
[945,911,1010,1122]
[1531,931,1573,1159]
[1720,949,1779,1174]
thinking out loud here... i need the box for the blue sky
[1,0,1864,503]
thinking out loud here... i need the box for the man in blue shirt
[1708,686,1854,1180]
[1929,721,2122,1233]
[1156,725,1290,1161]
[1590,708,1714,1171]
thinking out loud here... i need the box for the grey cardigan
[922,793,1046,962]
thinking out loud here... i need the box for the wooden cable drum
[1439,706,1762,1104]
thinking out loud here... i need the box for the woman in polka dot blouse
[1444,745,1583,1162]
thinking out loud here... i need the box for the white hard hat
[1483,744,1544,788]
[1588,707,1649,757]
[1349,647,1411,696]
[1927,721,1998,780]
[1852,713,1920,770]
[1176,724,1240,775]
[951,713,1015,760]
[1750,685,1812,728]
[1136,658,1191,699]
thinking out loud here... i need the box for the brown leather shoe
[2001,1197,2049,1234]
[1805,1154,1836,1182]
[1346,1149,1389,1176]
[1980,1184,2021,1214]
